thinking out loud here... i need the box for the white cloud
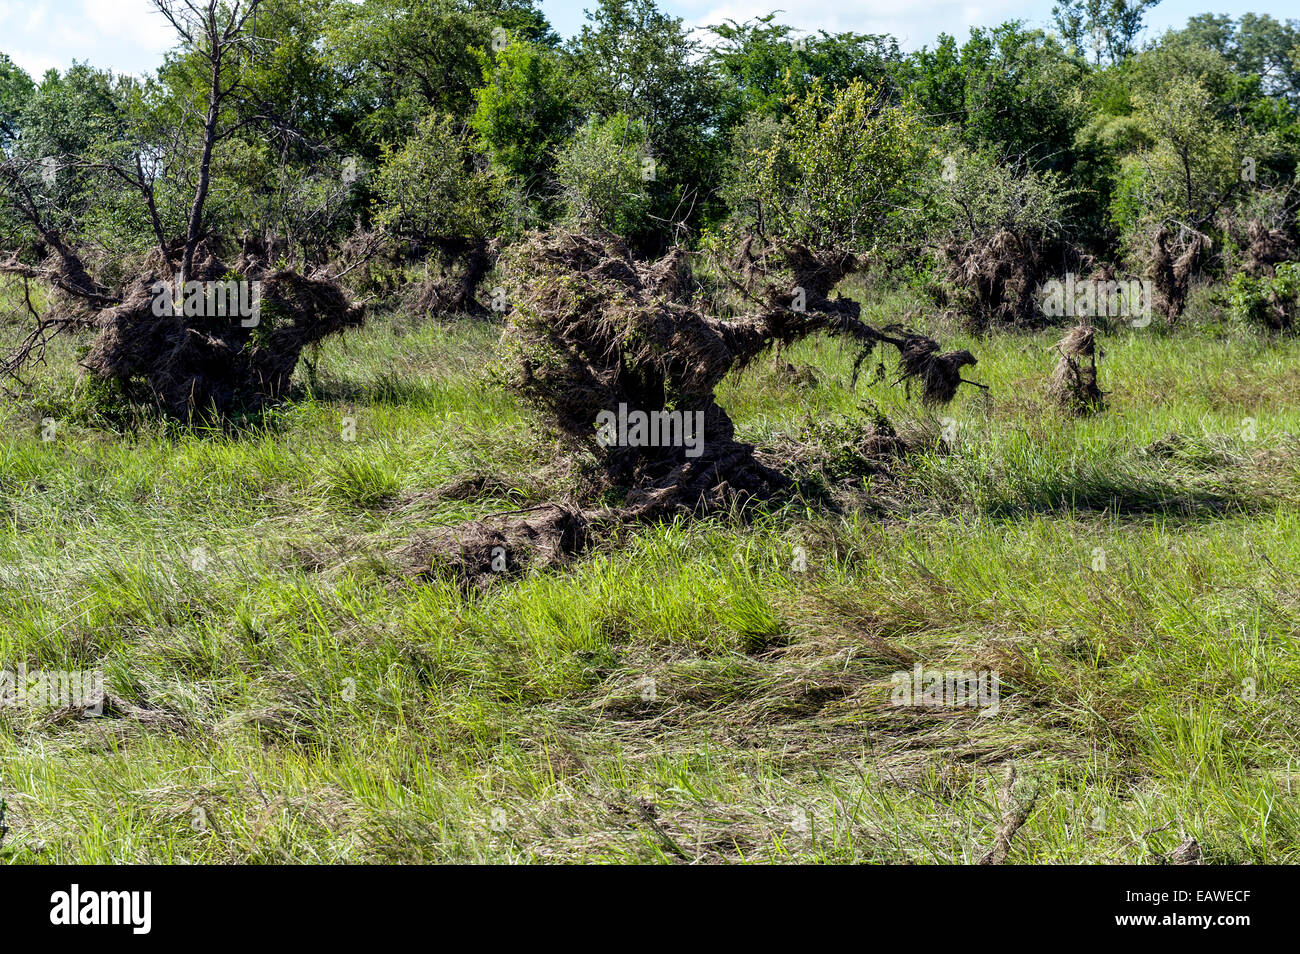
[0,0,174,78]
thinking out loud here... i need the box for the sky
[0,0,1293,80]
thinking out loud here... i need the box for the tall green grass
[1,287,1298,863]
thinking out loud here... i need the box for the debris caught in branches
[1047,322,1105,416]
[419,229,986,585]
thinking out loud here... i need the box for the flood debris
[2,233,364,419]
[940,228,1046,329]
[1151,225,1208,324]
[411,503,598,589]
[1244,219,1297,277]
[1047,322,1105,416]
[82,245,364,419]
[423,228,986,586]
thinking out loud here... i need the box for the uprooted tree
[419,77,987,585]
[926,147,1070,330]
[0,0,366,416]
[421,228,984,586]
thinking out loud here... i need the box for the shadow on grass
[982,464,1256,520]
[293,371,450,409]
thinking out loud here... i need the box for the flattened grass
[1,289,1299,863]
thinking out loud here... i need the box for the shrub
[1227,262,1300,330]
[553,113,651,235]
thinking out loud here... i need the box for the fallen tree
[83,245,363,418]
[418,229,986,586]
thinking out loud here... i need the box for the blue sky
[0,0,1292,79]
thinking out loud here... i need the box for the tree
[922,145,1072,326]
[1175,14,1300,106]
[326,0,553,145]
[707,16,899,131]
[153,0,265,283]
[742,77,927,250]
[1052,0,1162,65]
[1112,75,1262,235]
[898,24,1086,173]
[470,39,577,193]
[0,54,34,147]
[568,0,721,242]
[553,113,650,236]
[372,111,505,310]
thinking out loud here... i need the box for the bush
[923,146,1071,327]
[371,113,503,245]
[742,77,927,250]
[1227,262,1300,330]
[553,113,651,235]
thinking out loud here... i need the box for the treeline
[1,0,1299,329]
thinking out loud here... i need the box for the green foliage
[1227,262,1300,329]
[1111,74,1266,246]
[1173,13,1300,107]
[743,77,927,249]
[0,52,33,145]
[470,39,576,188]
[922,145,1071,244]
[707,15,899,131]
[1,0,1298,304]
[13,63,134,160]
[325,0,554,144]
[1052,0,1160,65]
[569,0,723,239]
[719,112,783,231]
[372,113,504,243]
[553,113,650,235]
[899,25,1086,172]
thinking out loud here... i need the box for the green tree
[744,78,928,250]
[1112,74,1265,237]
[470,39,576,192]
[372,110,507,311]
[553,113,650,236]
[568,0,721,241]
[1052,0,1161,65]
[1176,13,1300,105]
[326,0,554,145]
[896,24,1086,173]
[924,145,1070,244]
[0,53,33,146]
[373,112,503,244]
[707,16,899,131]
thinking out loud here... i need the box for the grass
[1,284,1299,863]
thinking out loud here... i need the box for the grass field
[2,284,1299,863]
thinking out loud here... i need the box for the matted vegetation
[2,275,1299,863]
[1,0,1300,866]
